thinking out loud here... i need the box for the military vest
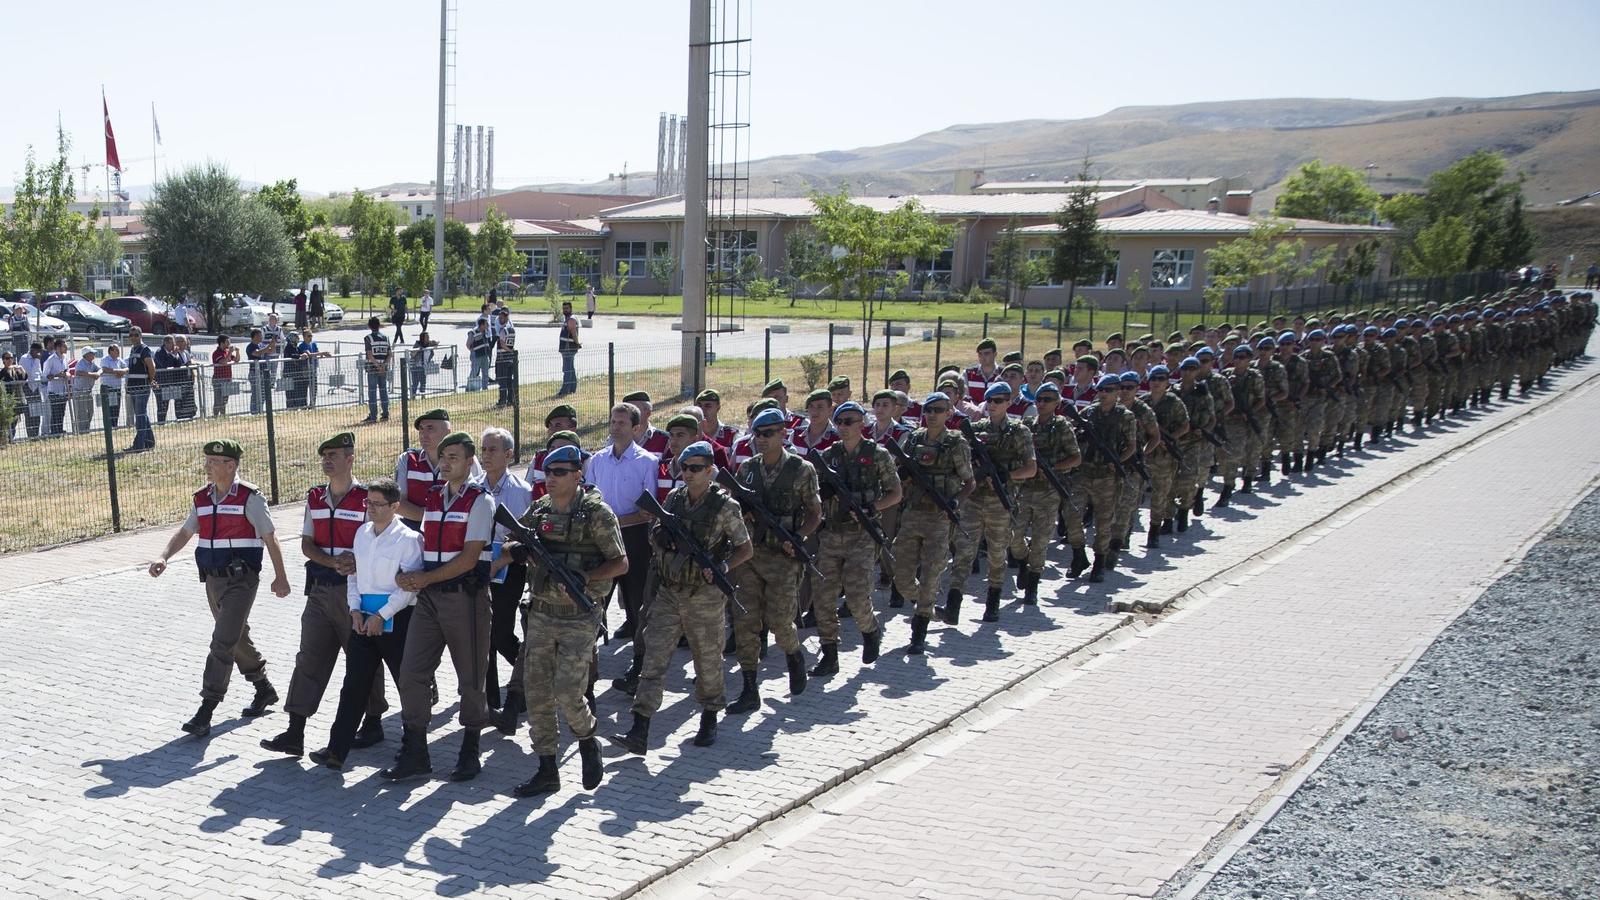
[655,484,733,586]
[1022,415,1076,496]
[903,428,965,506]
[523,489,611,602]
[820,440,885,528]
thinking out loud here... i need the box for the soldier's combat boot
[889,586,906,609]
[1056,514,1068,539]
[862,624,882,663]
[786,651,808,696]
[1022,570,1040,605]
[1290,451,1302,473]
[809,643,839,677]
[906,614,930,655]
[1106,538,1123,571]
[1280,452,1292,476]
[1259,459,1271,480]
[1192,488,1205,517]
[1088,552,1105,583]
[379,727,432,781]
[838,599,852,619]
[242,680,279,718]
[1069,545,1090,577]
[1240,476,1254,494]
[1145,522,1160,549]
[351,714,386,749]
[260,713,306,756]
[449,728,482,782]
[579,736,605,786]
[1176,508,1190,532]
[982,586,1001,623]
[182,699,219,738]
[1412,411,1423,429]
[1371,425,1383,444]
[727,671,761,714]
[938,588,963,625]
[611,652,643,696]
[1500,386,1510,401]
[514,755,561,797]
[1213,484,1232,509]
[1160,519,1173,535]
[692,710,718,748]
[608,713,650,755]
[493,691,525,735]
[1353,430,1364,451]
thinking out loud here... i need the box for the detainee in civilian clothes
[584,403,660,642]
[70,346,101,433]
[309,477,423,771]
[475,427,533,725]
[148,438,292,738]
[124,328,156,450]
[99,343,126,428]
[260,432,389,758]
[41,339,69,436]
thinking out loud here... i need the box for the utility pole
[680,0,710,396]
[433,0,447,300]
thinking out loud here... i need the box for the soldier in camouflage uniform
[1173,356,1216,530]
[811,401,901,675]
[1011,382,1081,597]
[891,392,974,654]
[1111,371,1156,549]
[1360,326,1391,444]
[1143,365,1190,548]
[1254,336,1289,481]
[509,444,628,797]
[1398,319,1428,430]
[1218,346,1266,504]
[1331,326,1361,454]
[1079,374,1137,581]
[1300,329,1337,470]
[611,441,753,757]
[1276,333,1307,474]
[949,381,1036,623]
[1193,347,1232,511]
[727,409,822,713]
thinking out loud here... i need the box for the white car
[322,301,344,323]
[0,304,72,335]
[214,294,270,332]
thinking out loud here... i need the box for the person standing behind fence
[418,289,433,330]
[17,342,45,439]
[389,288,407,344]
[281,333,308,410]
[148,438,292,739]
[0,352,27,440]
[309,283,326,328]
[42,338,69,436]
[174,336,198,419]
[70,346,101,434]
[465,317,492,391]
[153,336,181,424]
[100,343,126,428]
[211,337,238,416]
[362,316,392,424]
[9,305,30,359]
[585,286,596,321]
[124,329,156,451]
[293,288,308,331]
[557,301,580,397]
[493,308,517,409]
[298,328,331,409]
[408,332,437,398]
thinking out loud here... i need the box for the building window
[651,240,670,258]
[559,247,601,290]
[1150,249,1194,290]
[707,230,758,277]
[913,248,955,292]
[615,241,649,276]
[1094,250,1119,287]
[1024,248,1063,287]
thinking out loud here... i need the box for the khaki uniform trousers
[892,502,954,618]
[814,525,880,645]
[285,580,386,720]
[200,569,269,702]
[733,546,802,670]
[633,580,728,715]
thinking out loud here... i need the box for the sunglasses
[545,467,579,478]
[923,406,950,415]
[987,397,1010,404]
[683,462,712,473]
[835,417,862,427]
[755,427,784,438]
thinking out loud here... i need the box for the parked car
[101,296,179,334]
[43,294,133,335]
[2,289,38,306]
[322,300,345,324]
[216,294,271,332]
[0,303,71,335]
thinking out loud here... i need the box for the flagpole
[151,102,157,191]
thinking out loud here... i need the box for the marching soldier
[1079,375,1137,581]
[1011,382,1080,599]
[1254,336,1288,482]
[150,438,292,738]
[1276,333,1307,474]
[1172,357,1215,532]
[948,381,1035,622]
[891,392,974,654]
[1111,371,1155,551]
[1143,366,1190,547]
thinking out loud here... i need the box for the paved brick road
[0,349,1593,899]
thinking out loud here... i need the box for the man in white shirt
[585,403,661,642]
[418,289,434,330]
[70,346,101,434]
[309,477,424,770]
[99,344,127,428]
[41,338,70,436]
[476,427,534,725]
[17,341,46,438]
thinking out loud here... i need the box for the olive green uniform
[891,429,972,618]
[731,453,820,672]
[814,440,900,645]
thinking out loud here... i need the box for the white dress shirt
[347,519,425,622]
[481,469,534,542]
[100,354,127,390]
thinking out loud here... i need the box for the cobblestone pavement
[0,351,1594,899]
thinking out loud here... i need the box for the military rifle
[715,468,822,577]
[494,504,595,613]
[806,447,894,563]
[885,439,961,524]
[1057,402,1128,478]
[957,420,1015,512]
[635,490,743,608]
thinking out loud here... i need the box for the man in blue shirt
[123,328,156,451]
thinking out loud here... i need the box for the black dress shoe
[308,747,345,771]
[350,716,386,749]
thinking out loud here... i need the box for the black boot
[1106,538,1123,571]
[889,586,906,609]
[1192,488,1205,517]
[786,651,808,695]
[1292,451,1303,473]
[449,728,482,781]
[1021,570,1039,605]
[938,588,963,625]
[579,736,605,787]
[1145,522,1159,549]
[862,624,882,663]
[514,754,561,797]
[1069,545,1090,577]
[1280,452,1292,476]
[1160,519,1173,535]
[1352,431,1363,451]
[260,713,306,755]
[727,671,760,714]
[241,680,279,717]
[182,698,219,737]
[308,747,345,771]
[379,727,432,780]
[611,653,643,696]
[1176,508,1189,532]
[608,713,650,755]
[982,586,1001,623]
[810,643,839,677]
[692,709,718,748]
[493,691,525,735]
[1259,459,1270,479]
[1213,485,1232,509]
[1088,552,1105,583]
[351,714,386,749]
[1239,476,1253,494]
[906,614,930,655]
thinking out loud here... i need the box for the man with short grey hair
[478,425,534,727]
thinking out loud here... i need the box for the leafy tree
[398,217,471,294]
[348,191,398,301]
[87,223,124,290]
[4,127,98,319]
[301,226,350,285]
[1383,151,1531,275]
[600,261,629,301]
[1403,216,1472,277]
[990,216,1025,314]
[255,179,315,280]
[1273,160,1380,224]
[472,206,522,294]
[143,163,295,333]
[1049,161,1113,335]
[1328,238,1380,285]
[397,242,435,298]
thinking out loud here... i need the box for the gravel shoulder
[1182,485,1600,899]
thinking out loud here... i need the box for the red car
[101,296,178,334]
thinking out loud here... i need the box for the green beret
[938,376,963,391]
[1001,350,1023,364]
[872,389,897,403]
[1001,362,1023,375]
[805,389,831,405]
[975,338,997,352]
[1105,332,1124,342]
[1076,354,1099,367]
[317,432,355,454]
[544,404,577,426]
[1188,340,1209,353]
[437,430,475,456]
[546,430,580,448]
[762,379,786,394]
[665,413,700,433]
[747,397,780,416]
[827,376,850,390]
[1138,334,1156,343]
[1216,323,1232,332]
[1188,324,1207,333]
[413,407,450,429]
[203,438,242,460]
[695,389,720,403]
[1103,347,1126,360]
[1044,369,1067,382]
[1305,317,1322,328]
[1044,347,1063,358]
[622,390,651,404]
[888,369,910,384]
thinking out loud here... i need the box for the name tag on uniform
[333,509,365,522]
[443,511,469,523]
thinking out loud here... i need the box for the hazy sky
[6,0,1597,197]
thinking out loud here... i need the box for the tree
[1048,161,1113,336]
[4,127,98,320]
[255,179,314,281]
[1204,221,1291,314]
[87,223,124,291]
[1403,216,1473,277]
[301,226,350,286]
[990,216,1026,315]
[143,163,296,333]
[1273,160,1381,224]
[397,242,435,298]
[398,217,472,295]
[472,206,521,294]
[1383,151,1530,275]
[600,261,630,301]
[348,191,398,303]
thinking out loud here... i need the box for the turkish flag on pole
[103,89,122,173]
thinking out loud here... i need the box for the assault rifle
[635,490,742,608]
[886,439,961,524]
[494,504,594,613]
[1058,402,1128,478]
[957,420,1015,512]
[1033,456,1079,513]
[1157,429,1193,474]
[806,448,894,563]
[715,469,822,577]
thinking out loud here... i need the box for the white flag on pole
[152,103,162,145]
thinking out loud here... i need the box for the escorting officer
[1012,382,1080,600]
[1079,375,1137,581]
[396,408,483,532]
[949,381,1036,623]
[262,432,387,757]
[891,392,974,654]
[811,401,902,675]
[524,404,579,492]
[150,439,293,738]
[623,390,671,454]
[613,441,753,755]
[696,389,739,447]
[728,408,822,713]
[964,338,1001,404]
[509,444,628,797]
[382,431,496,783]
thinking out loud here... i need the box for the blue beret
[1095,373,1121,390]
[1256,337,1276,350]
[1382,327,1398,338]
[1279,331,1298,343]
[750,408,788,430]
[1430,316,1446,326]
[1032,381,1061,398]
[1447,315,1462,324]
[1463,312,1478,321]
[983,382,1012,400]
[923,391,951,406]
[1148,364,1171,379]
[542,444,583,470]
[1512,308,1527,317]
[677,441,715,465]
[1118,370,1140,384]
[1362,326,1379,336]
[1494,311,1508,320]
[1195,347,1216,359]
[1232,345,1253,358]
[1394,318,1409,328]
[831,401,866,422]
[1179,356,1201,370]
[1482,308,1496,318]
[1307,329,1327,340]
